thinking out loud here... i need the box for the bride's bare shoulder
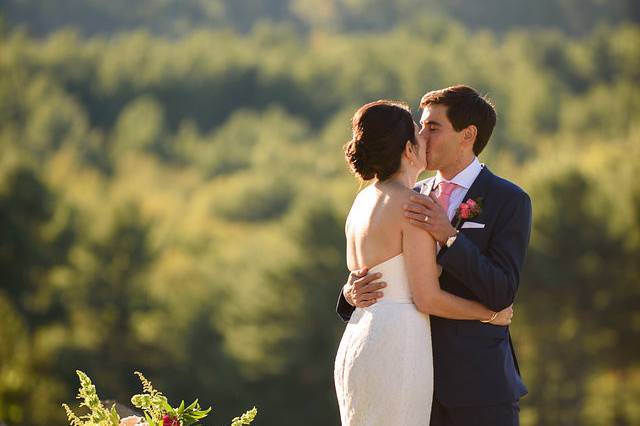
[373,184,417,225]
[394,185,418,201]
[346,185,374,224]
[348,183,415,216]
[385,185,417,209]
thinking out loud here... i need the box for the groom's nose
[419,130,430,144]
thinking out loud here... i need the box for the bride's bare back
[345,182,415,271]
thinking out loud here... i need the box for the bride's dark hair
[344,100,416,181]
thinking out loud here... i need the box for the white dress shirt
[433,157,484,221]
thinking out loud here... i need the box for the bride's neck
[382,167,420,189]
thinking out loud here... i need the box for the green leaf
[163,400,175,413]
[110,405,121,426]
[186,399,198,411]
[229,407,257,426]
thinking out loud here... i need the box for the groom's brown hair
[420,85,496,155]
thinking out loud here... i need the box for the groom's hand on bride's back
[343,268,386,308]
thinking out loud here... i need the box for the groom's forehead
[420,104,447,124]
[419,108,430,123]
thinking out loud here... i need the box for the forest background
[1,1,639,425]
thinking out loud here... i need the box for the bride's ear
[404,141,418,162]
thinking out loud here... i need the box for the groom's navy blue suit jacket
[336,166,531,407]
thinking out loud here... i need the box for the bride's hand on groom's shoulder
[344,268,386,308]
[489,304,514,326]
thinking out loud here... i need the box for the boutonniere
[454,197,483,228]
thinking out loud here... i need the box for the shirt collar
[434,157,483,190]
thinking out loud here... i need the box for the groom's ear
[462,125,478,147]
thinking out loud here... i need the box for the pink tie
[436,181,458,214]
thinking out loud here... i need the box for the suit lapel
[450,166,493,228]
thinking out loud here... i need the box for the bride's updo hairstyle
[344,100,416,181]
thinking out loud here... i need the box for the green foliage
[130,372,168,423]
[0,8,638,426]
[211,173,295,222]
[130,372,213,426]
[229,407,257,426]
[61,371,120,426]
[2,0,636,36]
[62,371,244,426]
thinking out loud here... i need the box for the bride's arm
[402,222,504,322]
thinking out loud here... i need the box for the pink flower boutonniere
[454,197,483,227]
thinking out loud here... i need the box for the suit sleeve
[336,288,355,322]
[437,190,532,312]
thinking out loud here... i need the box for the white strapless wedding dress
[334,253,433,426]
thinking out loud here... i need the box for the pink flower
[454,197,483,226]
[459,207,472,219]
[163,415,180,426]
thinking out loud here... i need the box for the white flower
[119,416,147,426]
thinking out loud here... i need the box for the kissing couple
[334,85,531,426]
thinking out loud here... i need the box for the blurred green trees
[0,7,638,426]
[2,0,638,36]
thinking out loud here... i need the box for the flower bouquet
[63,370,257,426]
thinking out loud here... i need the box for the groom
[336,85,531,426]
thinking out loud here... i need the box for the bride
[333,100,512,426]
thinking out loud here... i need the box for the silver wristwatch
[445,231,459,248]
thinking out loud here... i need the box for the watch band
[445,231,459,248]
